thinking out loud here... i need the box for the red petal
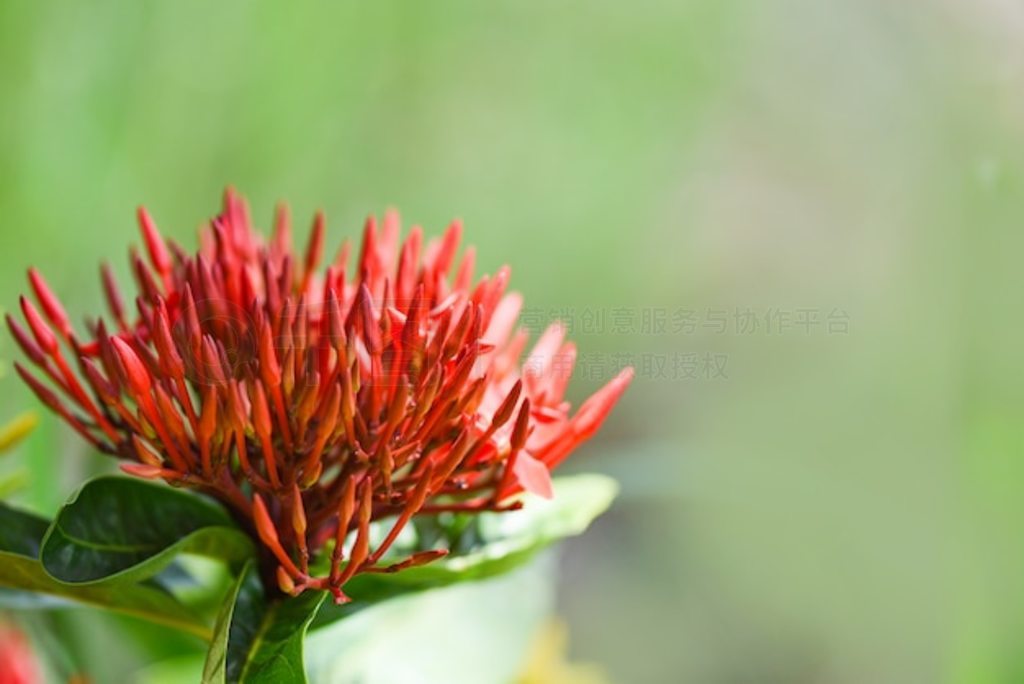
[513,451,553,499]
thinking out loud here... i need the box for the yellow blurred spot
[0,412,38,454]
[0,469,30,498]
[518,619,609,684]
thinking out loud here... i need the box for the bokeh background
[1,1,1023,682]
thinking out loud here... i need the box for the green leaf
[0,501,49,557]
[314,473,617,629]
[204,562,326,683]
[40,476,254,585]
[0,502,212,640]
[203,561,257,683]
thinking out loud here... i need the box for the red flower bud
[19,297,56,355]
[6,316,47,366]
[138,206,172,276]
[28,268,71,339]
[111,337,152,397]
[101,262,127,328]
[253,494,299,577]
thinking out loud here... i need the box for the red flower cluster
[9,190,632,602]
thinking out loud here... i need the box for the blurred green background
[1,0,1022,681]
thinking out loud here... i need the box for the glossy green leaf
[203,561,258,684]
[0,502,211,640]
[0,501,49,557]
[204,562,326,683]
[314,473,618,629]
[40,476,254,585]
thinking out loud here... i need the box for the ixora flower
[8,189,632,605]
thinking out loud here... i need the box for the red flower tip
[572,366,635,439]
[511,399,532,452]
[258,319,282,387]
[492,380,523,430]
[6,315,47,366]
[8,191,633,598]
[28,268,71,339]
[252,495,283,551]
[131,435,163,467]
[198,386,219,443]
[100,262,127,326]
[272,202,292,256]
[303,211,326,282]
[110,337,151,396]
[291,485,308,535]
[137,206,172,275]
[250,381,273,441]
[18,297,57,355]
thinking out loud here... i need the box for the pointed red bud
[252,494,280,546]
[434,220,462,276]
[100,263,126,326]
[326,288,346,350]
[303,211,325,283]
[131,249,162,302]
[132,435,164,467]
[272,202,292,256]
[200,336,227,386]
[81,359,116,402]
[298,461,322,490]
[28,269,71,338]
[19,297,57,355]
[511,399,531,452]
[333,476,358,559]
[348,482,373,572]
[258,319,281,388]
[492,380,522,430]
[253,494,300,577]
[291,485,307,537]
[6,315,47,365]
[111,337,152,396]
[250,381,272,441]
[357,284,381,355]
[153,303,184,378]
[138,206,172,275]
[571,367,634,440]
[198,386,219,443]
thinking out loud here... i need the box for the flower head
[10,189,632,602]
